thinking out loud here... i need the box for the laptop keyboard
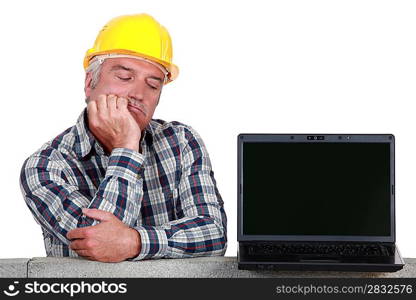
[246,242,394,258]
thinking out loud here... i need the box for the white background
[0,0,415,259]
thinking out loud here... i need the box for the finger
[96,94,107,113]
[87,98,97,117]
[74,249,93,258]
[107,94,117,111]
[67,228,89,240]
[69,239,87,251]
[82,208,112,222]
[117,96,128,110]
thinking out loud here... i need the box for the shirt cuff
[127,226,168,261]
[106,148,144,182]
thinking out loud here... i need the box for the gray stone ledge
[0,258,30,278]
[1,257,415,278]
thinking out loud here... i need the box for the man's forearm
[20,147,146,246]
[128,214,227,261]
[82,147,145,228]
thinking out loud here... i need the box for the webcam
[307,135,325,140]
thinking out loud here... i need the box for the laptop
[237,134,404,272]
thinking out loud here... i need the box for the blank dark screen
[243,142,391,236]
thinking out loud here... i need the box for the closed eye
[146,78,161,90]
[117,76,132,81]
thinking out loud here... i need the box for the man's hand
[67,208,141,262]
[87,94,141,153]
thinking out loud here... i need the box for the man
[19,14,227,262]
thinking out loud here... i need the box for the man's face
[85,57,165,131]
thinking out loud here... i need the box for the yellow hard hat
[83,14,179,84]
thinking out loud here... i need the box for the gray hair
[85,58,103,89]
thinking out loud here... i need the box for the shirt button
[56,216,62,222]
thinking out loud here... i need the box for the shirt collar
[73,108,154,159]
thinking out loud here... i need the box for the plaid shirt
[19,109,227,260]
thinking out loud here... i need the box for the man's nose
[128,82,146,102]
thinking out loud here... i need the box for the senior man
[19,14,227,262]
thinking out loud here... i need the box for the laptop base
[238,248,405,272]
[238,262,403,272]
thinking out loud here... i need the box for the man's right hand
[87,94,141,153]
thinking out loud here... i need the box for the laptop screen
[240,137,393,239]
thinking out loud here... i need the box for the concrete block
[28,256,237,278]
[26,256,416,278]
[0,258,29,278]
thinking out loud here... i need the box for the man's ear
[84,72,93,97]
